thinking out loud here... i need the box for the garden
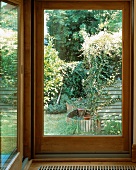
[43,10,122,135]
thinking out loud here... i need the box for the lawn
[44,113,78,135]
[44,107,122,136]
[0,110,17,154]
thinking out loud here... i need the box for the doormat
[38,165,136,170]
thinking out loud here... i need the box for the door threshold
[34,153,131,161]
[32,158,132,162]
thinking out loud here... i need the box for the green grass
[0,111,17,154]
[44,113,77,135]
[0,112,17,136]
[44,113,99,135]
[44,112,122,136]
[1,137,17,154]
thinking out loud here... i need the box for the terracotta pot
[83,114,91,120]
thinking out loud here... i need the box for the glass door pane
[0,2,18,169]
[44,10,122,136]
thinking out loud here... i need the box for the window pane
[44,10,122,136]
[0,2,18,169]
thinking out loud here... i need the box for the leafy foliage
[44,30,122,117]
[44,38,87,108]
[46,103,67,114]
[103,114,122,135]
[45,10,122,61]
[44,37,64,104]
[0,4,18,88]
[0,28,18,88]
[0,5,18,31]
[97,10,122,32]
[81,30,122,113]
[61,61,87,98]
[45,10,99,61]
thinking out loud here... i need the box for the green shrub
[44,36,64,105]
[81,30,122,77]
[61,61,87,98]
[44,61,87,113]
[103,116,122,135]
[44,39,87,112]
[0,28,18,88]
[44,31,122,115]
[81,30,122,113]
[46,103,67,114]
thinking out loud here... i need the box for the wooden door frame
[132,0,136,162]
[23,0,32,159]
[33,0,133,160]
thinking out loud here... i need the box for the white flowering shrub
[80,30,122,113]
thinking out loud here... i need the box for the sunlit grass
[0,111,17,154]
[44,112,122,136]
[44,113,77,135]
[1,137,17,154]
[0,112,17,136]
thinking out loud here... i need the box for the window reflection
[0,2,18,169]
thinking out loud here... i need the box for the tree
[45,10,99,61]
[45,10,122,61]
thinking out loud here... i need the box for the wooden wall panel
[132,144,136,162]
[133,0,136,145]
[18,0,24,161]
[23,0,32,159]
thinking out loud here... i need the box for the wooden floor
[28,161,136,170]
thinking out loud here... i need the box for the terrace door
[34,0,132,159]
